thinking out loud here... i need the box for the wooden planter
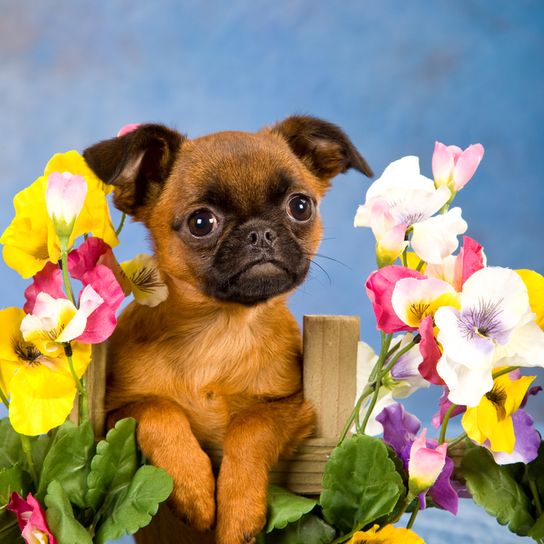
[82,315,360,543]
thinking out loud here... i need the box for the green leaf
[320,435,404,533]
[0,466,31,507]
[44,480,93,544]
[265,513,335,544]
[0,419,23,470]
[0,520,24,544]
[36,421,95,508]
[86,418,139,511]
[529,512,544,539]
[527,442,544,495]
[32,434,52,479]
[461,446,535,536]
[94,465,173,543]
[266,485,317,533]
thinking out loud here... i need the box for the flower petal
[418,315,444,385]
[517,269,544,330]
[452,143,484,190]
[429,456,458,514]
[376,402,421,460]
[24,262,64,314]
[492,409,540,464]
[455,236,486,289]
[432,141,454,186]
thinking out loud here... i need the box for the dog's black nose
[247,228,277,248]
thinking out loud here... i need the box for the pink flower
[117,123,141,137]
[365,265,425,333]
[8,492,57,544]
[432,141,485,192]
[454,236,486,289]
[408,429,448,498]
[24,262,65,314]
[418,315,444,385]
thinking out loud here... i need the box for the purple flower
[432,387,466,429]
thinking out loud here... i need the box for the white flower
[121,254,169,307]
[435,267,544,406]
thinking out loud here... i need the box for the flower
[376,403,458,514]
[435,266,544,406]
[348,523,425,544]
[354,156,468,264]
[1,151,118,278]
[45,171,87,246]
[461,371,537,458]
[7,492,57,544]
[121,253,169,307]
[517,269,544,330]
[408,429,448,498]
[431,387,466,429]
[117,123,141,137]
[432,141,485,192]
[0,307,91,435]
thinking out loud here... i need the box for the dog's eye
[188,209,217,237]
[287,195,312,222]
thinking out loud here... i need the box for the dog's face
[84,116,371,306]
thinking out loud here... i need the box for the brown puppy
[83,116,372,544]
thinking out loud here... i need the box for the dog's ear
[270,115,373,182]
[83,124,184,217]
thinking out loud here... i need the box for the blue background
[1,1,543,542]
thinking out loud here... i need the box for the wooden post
[136,315,360,543]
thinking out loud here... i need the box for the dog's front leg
[109,398,216,532]
[216,395,315,544]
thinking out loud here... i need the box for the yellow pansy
[517,269,544,330]
[461,371,536,453]
[1,151,118,278]
[349,524,425,544]
[0,307,91,435]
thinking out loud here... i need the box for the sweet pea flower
[121,253,169,307]
[432,141,485,192]
[7,492,57,544]
[355,156,468,264]
[377,403,458,514]
[348,524,424,544]
[1,151,118,278]
[408,429,448,499]
[435,267,544,406]
[0,307,91,435]
[117,123,141,137]
[46,171,87,246]
[461,371,539,462]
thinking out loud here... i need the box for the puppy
[83,116,372,544]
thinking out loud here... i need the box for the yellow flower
[461,372,536,453]
[517,269,544,330]
[0,307,91,435]
[349,524,425,544]
[1,151,118,278]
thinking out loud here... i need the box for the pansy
[121,253,169,307]
[517,269,544,330]
[348,523,425,544]
[355,156,468,264]
[7,492,57,544]
[1,151,118,278]
[461,371,539,462]
[432,141,485,192]
[435,266,544,406]
[376,403,458,514]
[0,307,91,435]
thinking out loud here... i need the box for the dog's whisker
[304,257,332,285]
[306,252,351,270]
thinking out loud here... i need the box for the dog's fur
[83,116,371,544]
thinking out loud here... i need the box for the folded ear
[83,124,184,217]
[270,115,373,182]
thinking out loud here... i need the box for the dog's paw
[168,452,216,532]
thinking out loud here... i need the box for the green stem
[529,478,543,517]
[438,403,457,445]
[330,521,366,544]
[116,212,127,236]
[492,366,520,379]
[416,259,426,272]
[19,435,38,487]
[447,433,467,449]
[338,385,374,445]
[401,249,408,267]
[64,344,88,423]
[406,501,420,530]
[380,337,420,378]
[0,388,8,407]
[60,247,76,306]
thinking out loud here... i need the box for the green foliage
[462,446,535,536]
[0,466,31,508]
[45,480,93,544]
[36,421,95,509]
[0,419,23,470]
[265,485,317,533]
[320,435,404,533]
[86,418,139,511]
[94,465,173,543]
[264,513,336,544]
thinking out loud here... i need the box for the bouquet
[0,149,172,543]
[259,143,544,543]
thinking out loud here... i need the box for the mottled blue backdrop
[1,1,543,542]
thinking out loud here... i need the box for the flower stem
[529,477,543,517]
[64,343,88,423]
[60,247,76,306]
[416,259,425,272]
[402,249,408,267]
[19,435,38,487]
[447,433,467,449]
[492,366,520,379]
[0,388,8,407]
[438,403,457,445]
[406,501,420,530]
[116,212,127,236]
[379,336,420,378]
